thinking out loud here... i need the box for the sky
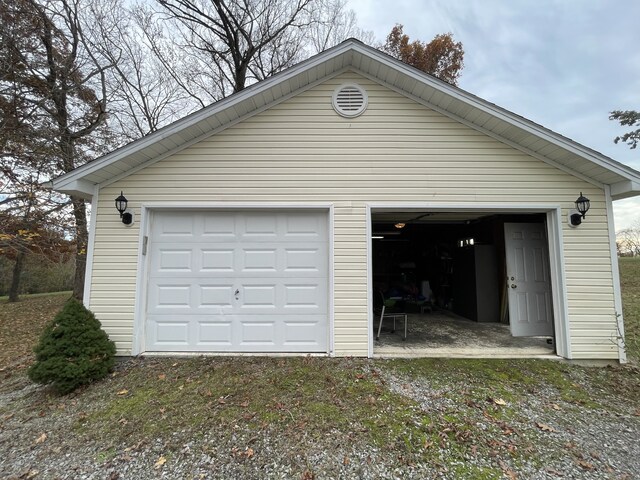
[347,0,640,230]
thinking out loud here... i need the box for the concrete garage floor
[374,309,556,358]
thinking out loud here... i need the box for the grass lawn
[619,256,640,361]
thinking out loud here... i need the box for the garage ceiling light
[394,223,406,229]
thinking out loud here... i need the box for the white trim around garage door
[366,203,570,359]
[131,203,335,356]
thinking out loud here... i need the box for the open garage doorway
[369,209,558,358]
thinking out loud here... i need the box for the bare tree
[135,0,373,107]
[0,0,113,300]
[617,222,640,256]
[154,0,316,94]
[83,0,190,140]
[305,0,376,53]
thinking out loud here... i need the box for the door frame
[132,203,335,356]
[504,222,555,337]
[366,203,571,359]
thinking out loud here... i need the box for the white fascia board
[52,178,95,199]
[610,180,640,200]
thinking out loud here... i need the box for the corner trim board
[82,184,99,310]
[605,185,627,363]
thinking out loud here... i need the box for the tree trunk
[72,197,88,301]
[8,251,26,302]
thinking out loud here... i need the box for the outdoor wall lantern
[569,192,590,227]
[115,191,134,226]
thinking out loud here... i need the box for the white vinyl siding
[89,72,618,359]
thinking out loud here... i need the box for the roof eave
[53,178,95,199]
[50,39,640,197]
[610,179,640,200]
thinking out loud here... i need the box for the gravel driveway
[1,357,639,480]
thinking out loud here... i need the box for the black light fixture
[115,191,133,225]
[570,192,590,227]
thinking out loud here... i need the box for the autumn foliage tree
[383,24,464,85]
[0,210,74,301]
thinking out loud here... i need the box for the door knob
[234,289,239,299]
[511,284,517,289]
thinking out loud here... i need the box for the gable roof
[53,39,640,200]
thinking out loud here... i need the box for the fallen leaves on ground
[301,469,315,480]
[154,455,166,469]
[34,433,47,444]
[536,422,556,432]
[0,293,68,369]
[116,389,128,396]
[576,459,595,470]
[499,460,517,479]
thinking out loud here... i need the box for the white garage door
[145,210,328,352]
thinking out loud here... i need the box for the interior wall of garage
[87,71,618,359]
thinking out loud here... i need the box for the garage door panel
[199,284,235,308]
[284,247,324,272]
[145,210,328,352]
[283,318,326,345]
[242,248,278,272]
[242,214,278,239]
[148,317,190,346]
[149,284,192,310]
[198,320,233,346]
[201,249,235,271]
[283,283,325,311]
[240,284,277,308]
[156,213,195,237]
[202,212,236,238]
[240,320,276,345]
[284,213,326,240]
[156,249,192,272]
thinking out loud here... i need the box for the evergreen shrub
[28,298,116,394]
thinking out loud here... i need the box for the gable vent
[332,84,368,118]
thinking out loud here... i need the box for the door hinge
[142,236,149,255]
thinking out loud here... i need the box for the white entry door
[145,210,328,352]
[504,223,554,337]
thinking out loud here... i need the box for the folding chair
[374,291,408,341]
